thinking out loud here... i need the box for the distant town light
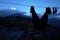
[10,8,16,10]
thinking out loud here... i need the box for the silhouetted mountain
[9,13,60,29]
[0,9,60,30]
[48,18,60,29]
[9,13,32,19]
[0,12,60,40]
[48,13,60,18]
[0,9,26,17]
[47,13,60,29]
[55,13,60,15]
[0,14,59,31]
[0,13,32,31]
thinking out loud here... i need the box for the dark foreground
[0,16,60,40]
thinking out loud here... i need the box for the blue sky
[0,0,60,15]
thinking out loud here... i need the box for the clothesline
[0,1,60,8]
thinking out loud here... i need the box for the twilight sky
[0,0,60,15]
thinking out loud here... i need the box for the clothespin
[52,7,58,14]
